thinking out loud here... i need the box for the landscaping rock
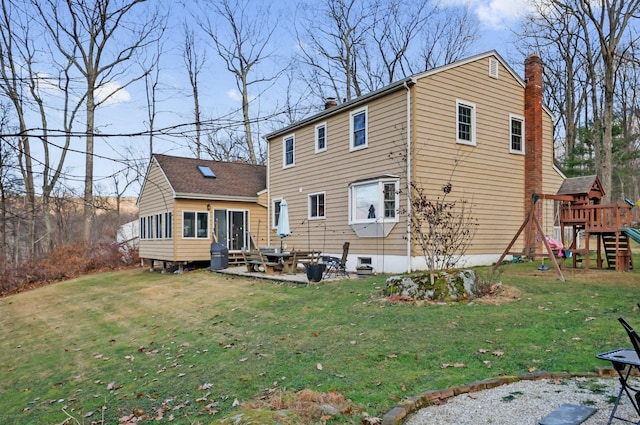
[384,270,477,301]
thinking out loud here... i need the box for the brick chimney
[324,97,337,109]
[524,54,543,218]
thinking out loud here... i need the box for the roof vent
[197,165,216,178]
[489,58,499,79]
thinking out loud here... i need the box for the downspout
[403,80,412,273]
[266,137,271,248]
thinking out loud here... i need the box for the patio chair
[323,242,349,279]
[596,317,640,424]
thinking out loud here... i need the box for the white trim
[348,178,400,225]
[509,113,525,154]
[456,99,476,146]
[308,191,326,220]
[349,106,368,151]
[315,122,327,153]
[282,133,295,168]
[182,210,210,239]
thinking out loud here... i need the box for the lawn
[1,260,639,424]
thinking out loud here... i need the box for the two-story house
[265,51,565,273]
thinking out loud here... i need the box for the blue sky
[30,0,535,197]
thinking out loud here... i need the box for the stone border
[381,367,620,425]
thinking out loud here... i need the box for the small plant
[409,180,478,286]
[501,391,524,403]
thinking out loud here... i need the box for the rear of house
[266,51,564,273]
[138,154,267,270]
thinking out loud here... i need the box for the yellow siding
[267,53,564,270]
[139,159,268,263]
[268,89,409,259]
[411,56,560,258]
[138,160,176,260]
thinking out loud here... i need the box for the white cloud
[227,89,243,102]
[443,0,534,29]
[95,81,131,106]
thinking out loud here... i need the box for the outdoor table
[262,252,296,274]
[596,347,640,424]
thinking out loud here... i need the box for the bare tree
[417,5,479,71]
[366,0,431,89]
[517,1,590,158]
[184,24,206,159]
[576,0,640,202]
[143,40,163,158]
[296,0,374,102]
[198,0,279,165]
[33,0,165,241]
[0,0,36,259]
[296,0,479,104]
[0,102,19,270]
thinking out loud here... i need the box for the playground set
[496,176,640,281]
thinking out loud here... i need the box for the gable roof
[265,50,529,140]
[151,154,266,200]
[556,175,605,198]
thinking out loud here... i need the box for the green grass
[1,261,639,424]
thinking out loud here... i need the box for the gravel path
[404,377,638,425]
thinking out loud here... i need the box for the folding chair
[323,242,349,279]
[596,317,640,425]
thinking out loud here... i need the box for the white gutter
[266,140,271,247]
[404,80,413,273]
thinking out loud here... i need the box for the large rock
[384,270,477,301]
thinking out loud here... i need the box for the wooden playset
[496,176,637,278]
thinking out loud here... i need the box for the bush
[0,241,138,297]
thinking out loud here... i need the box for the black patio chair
[323,242,350,279]
[596,318,640,424]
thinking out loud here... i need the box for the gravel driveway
[404,377,638,425]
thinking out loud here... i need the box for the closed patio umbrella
[277,198,290,251]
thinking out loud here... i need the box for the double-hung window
[308,192,325,219]
[283,134,295,168]
[272,199,282,228]
[349,178,399,224]
[350,107,368,150]
[315,122,327,152]
[456,100,476,145]
[183,211,209,238]
[509,114,524,154]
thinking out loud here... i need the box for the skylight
[197,165,216,178]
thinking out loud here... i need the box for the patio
[213,265,351,284]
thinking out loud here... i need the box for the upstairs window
[350,107,368,150]
[315,122,327,152]
[308,192,326,219]
[283,134,295,168]
[510,114,524,154]
[456,100,476,146]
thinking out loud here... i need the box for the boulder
[384,270,477,301]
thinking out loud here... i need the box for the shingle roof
[153,154,266,199]
[556,175,603,196]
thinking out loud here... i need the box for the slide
[623,227,640,244]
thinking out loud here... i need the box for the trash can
[210,243,228,270]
